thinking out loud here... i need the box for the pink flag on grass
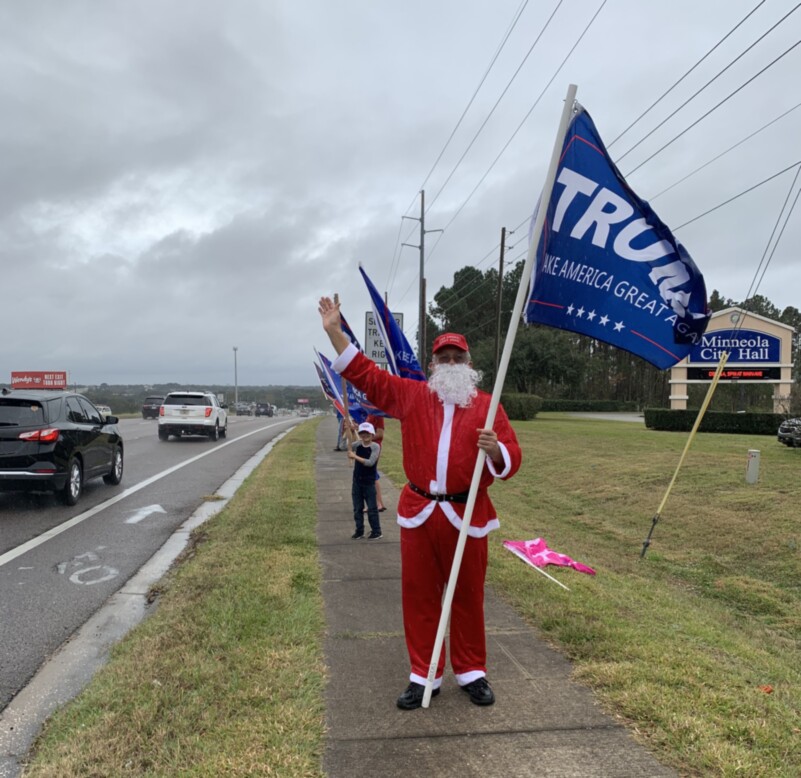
[503,538,596,575]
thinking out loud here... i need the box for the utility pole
[494,227,507,378]
[233,346,238,407]
[402,190,442,366]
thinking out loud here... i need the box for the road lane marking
[125,504,166,524]
[0,420,298,569]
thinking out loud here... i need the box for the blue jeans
[352,480,380,534]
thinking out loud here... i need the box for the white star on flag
[599,315,609,326]
[614,321,625,332]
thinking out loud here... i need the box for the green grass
[24,414,801,777]
[378,414,801,777]
[25,421,325,778]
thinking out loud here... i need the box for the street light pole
[233,347,238,407]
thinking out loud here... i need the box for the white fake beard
[428,363,481,407]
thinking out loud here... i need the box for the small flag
[313,362,346,418]
[503,538,595,575]
[317,350,368,423]
[524,105,709,369]
[358,264,426,381]
[340,312,362,351]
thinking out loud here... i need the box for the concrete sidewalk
[315,419,677,778]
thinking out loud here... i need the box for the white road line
[0,420,297,569]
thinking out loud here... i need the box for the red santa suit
[332,343,522,687]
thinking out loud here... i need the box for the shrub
[643,408,785,435]
[500,393,542,420]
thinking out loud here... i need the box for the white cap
[357,422,375,435]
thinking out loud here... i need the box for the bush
[643,408,785,435]
[500,393,542,420]
[540,398,639,412]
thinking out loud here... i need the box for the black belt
[408,482,470,504]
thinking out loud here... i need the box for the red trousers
[400,509,488,685]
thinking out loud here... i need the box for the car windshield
[0,399,46,426]
[165,395,209,406]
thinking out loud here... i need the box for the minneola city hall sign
[669,307,795,413]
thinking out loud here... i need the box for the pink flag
[503,538,595,576]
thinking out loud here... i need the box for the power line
[624,37,801,177]
[607,0,768,149]
[425,0,608,264]
[673,159,801,230]
[424,0,566,217]
[649,100,801,201]
[412,0,530,209]
[387,0,531,296]
[742,165,801,304]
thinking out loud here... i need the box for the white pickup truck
[158,391,228,441]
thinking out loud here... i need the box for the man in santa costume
[318,296,522,710]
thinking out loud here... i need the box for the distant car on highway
[0,388,124,505]
[96,404,112,419]
[158,391,228,441]
[141,395,165,419]
[234,402,252,416]
[255,402,273,417]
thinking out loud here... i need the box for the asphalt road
[0,413,299,713]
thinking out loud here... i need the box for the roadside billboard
[10,371,68,390]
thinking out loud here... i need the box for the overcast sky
[2,0,799,388]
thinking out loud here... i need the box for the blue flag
[313,362,346,418]
[316,350,369,423]
[339,312,362,351]
[524,106,709,369]
[358,264,426,381]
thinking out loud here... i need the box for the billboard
[11,371,68,390]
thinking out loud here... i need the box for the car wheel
[103,446,124,485]
[220,424,227,439]
[158,428,169,441]
[61,458,83,506]
[209,423,219,441]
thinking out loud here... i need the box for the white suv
[158,391,228,441]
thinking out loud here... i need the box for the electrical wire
[386,0,531,296]
[673,159,801,230]
[608,0,769,150]
[424,0,566,217]
[649,100,801,201]
[412,0,530,209]
[624,37,801,177]
[425,0,608,265]
[741,165,801,306]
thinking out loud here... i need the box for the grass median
[25,421,326,778]
[25,414,801,777]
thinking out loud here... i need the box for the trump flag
[524,105,709,369]
[358,264,426,381]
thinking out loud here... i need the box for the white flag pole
[422,83,578,708]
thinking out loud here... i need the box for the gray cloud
[2,0,800,388]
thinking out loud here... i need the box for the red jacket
[334,345,522,537]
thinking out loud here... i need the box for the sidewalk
[315,418,677,778]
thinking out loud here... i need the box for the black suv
[142,395,165,419]
[0,388,124,505]
[255,403,273,417]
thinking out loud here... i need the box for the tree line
[424,261,801,413]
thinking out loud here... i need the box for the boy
[349,421,382,540]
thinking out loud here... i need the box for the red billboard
[10,371,68,390]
